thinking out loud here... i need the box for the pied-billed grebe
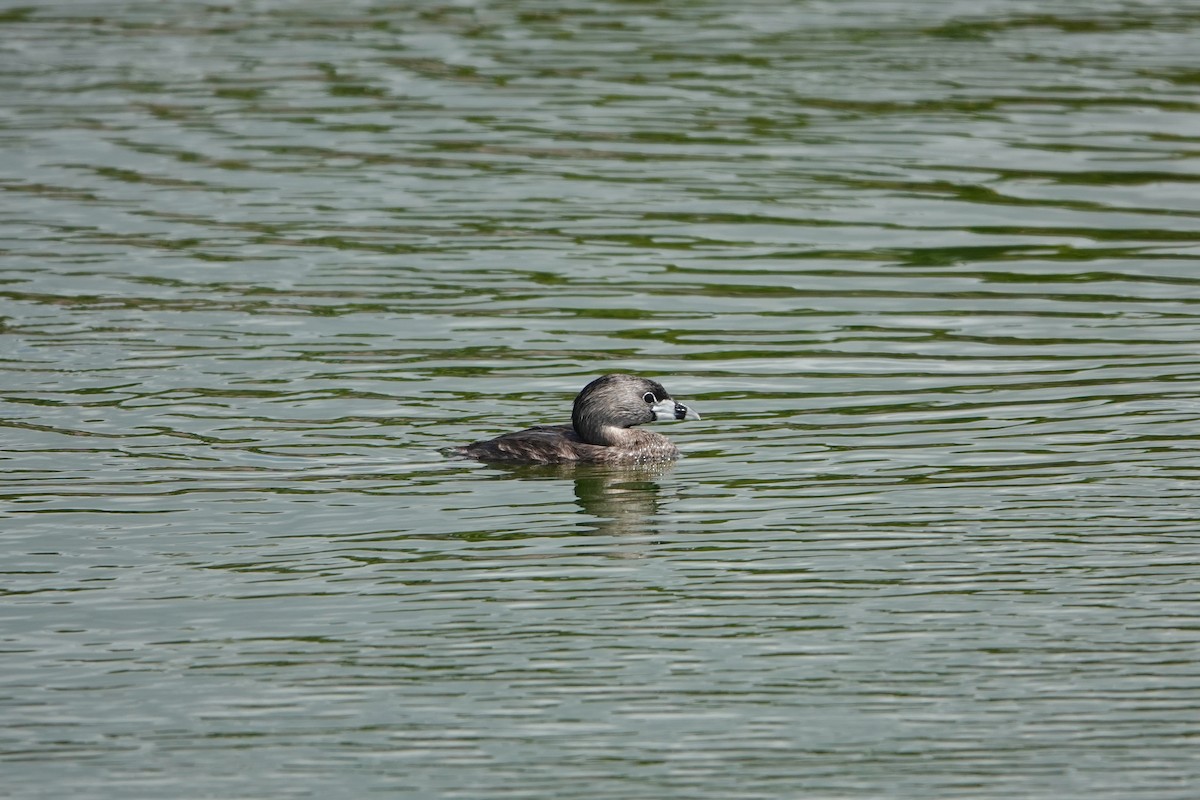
[455,374,701,465]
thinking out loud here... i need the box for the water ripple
[3,2,1200,799]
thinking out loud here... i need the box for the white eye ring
[642,392,657,404]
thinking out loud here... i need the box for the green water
[3,1,1199,798]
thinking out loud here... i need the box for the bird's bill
[651,398,701,422]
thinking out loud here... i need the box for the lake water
[3,1,1199,798]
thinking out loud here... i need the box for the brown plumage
[454,374,701,465]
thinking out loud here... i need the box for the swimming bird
[455,373,700,465]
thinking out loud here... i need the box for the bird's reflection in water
[478,461,677,537]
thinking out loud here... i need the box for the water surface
[3,1,1200,798]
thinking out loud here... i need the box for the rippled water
[3,1,1200,798]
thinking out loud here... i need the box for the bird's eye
[642,392,657,404]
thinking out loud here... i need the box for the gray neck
[578,423,632,447]
[572,401,628,445]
